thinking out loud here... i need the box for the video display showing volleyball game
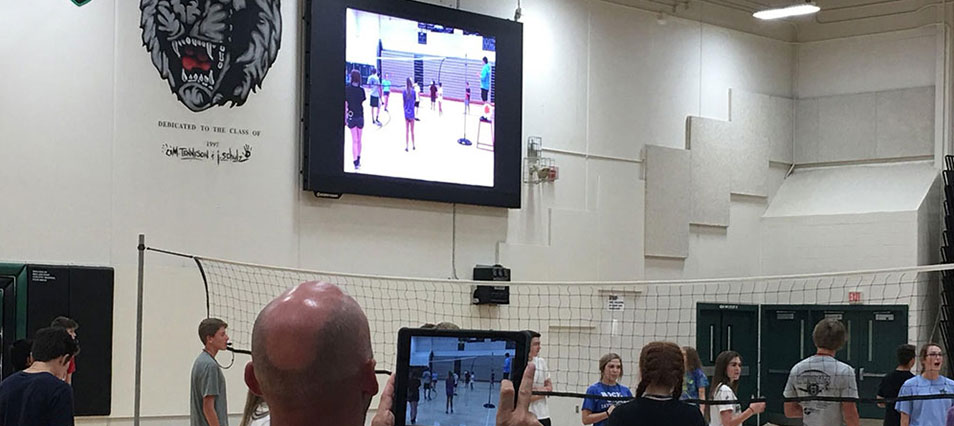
[344,8,496,187]
[404,335,516,426]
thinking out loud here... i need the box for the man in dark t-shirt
[0,327,79,426]
[878,344,916,426]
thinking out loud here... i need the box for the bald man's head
[249,281,375,412]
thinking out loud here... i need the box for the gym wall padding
[644,145,691,258]
[26,265,114,416]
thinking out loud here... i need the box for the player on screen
[503,352,512,380]
[480,57,491,102]
[895,343,954,425]
[444,370,455,414]
[403,78,416,151]
[582,353,632,426]
[367,68,382,126]
[421,368,432,400]
[407,370,421,424]
[606,342,705,426]
[382,73,392,112]
[464,81,471,115]
[429,81,437,112]
[784,318,859,426]
[708,350,764,426]
[345,69,366,170]
[877,344,915,426]
[414,82,422,121]
[437,83,444,116]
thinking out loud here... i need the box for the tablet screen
[402,335,521,426]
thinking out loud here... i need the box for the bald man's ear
[360,358,380,396]
[245,361,263,396]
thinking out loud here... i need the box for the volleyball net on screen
[145,245,954,407]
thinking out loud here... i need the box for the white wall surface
[794,28,938,99]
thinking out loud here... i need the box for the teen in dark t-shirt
[0,327,79,426]
[878,344,917,426]
[0,371,74,426]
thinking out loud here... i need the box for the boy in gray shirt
[191,318,230,426]
[783,318,860,426]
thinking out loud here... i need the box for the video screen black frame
[393,328,531,426]
[303,0,523,208]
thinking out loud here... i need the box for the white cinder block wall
[0,0,948,425]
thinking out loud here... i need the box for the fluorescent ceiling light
[753,3,820,20]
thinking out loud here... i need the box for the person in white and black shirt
[708,351,764,426]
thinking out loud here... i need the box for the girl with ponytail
[606,342,705,426]
[707,351,764,426]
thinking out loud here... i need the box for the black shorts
[538,419,551,426]
[415,100,420,107]
[347,115,364,129]
[370,97,380,108]
[481,88,489,102]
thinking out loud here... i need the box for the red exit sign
[848,291,863,304]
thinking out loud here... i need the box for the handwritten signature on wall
[162,144,252,164]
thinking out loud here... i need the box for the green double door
[760,305,908,424]
[697,303,760,424]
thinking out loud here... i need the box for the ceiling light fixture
[753,1,820,20]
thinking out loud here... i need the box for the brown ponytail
[636,342,685,399]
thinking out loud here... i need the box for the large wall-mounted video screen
[304,0,523,208]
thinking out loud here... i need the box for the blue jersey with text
[583,382,633,426]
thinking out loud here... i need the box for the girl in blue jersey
[582,353,633,426]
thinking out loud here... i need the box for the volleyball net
[143,244,954,409]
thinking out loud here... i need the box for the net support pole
[134,233,145,426]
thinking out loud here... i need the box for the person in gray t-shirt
[192,318,230,426]
[783,318,860,426]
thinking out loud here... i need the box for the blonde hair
[239,391,268,426]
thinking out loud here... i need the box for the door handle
[859,367,864,382]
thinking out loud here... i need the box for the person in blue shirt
[479,57,492,102]
[503,352,512,380]
[896,343,954,426]
[382,72,392,112]
[582,353,633,426]
[681,346,709,414]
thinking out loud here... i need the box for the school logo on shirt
[139,0,282,112]
[795,369,832,396]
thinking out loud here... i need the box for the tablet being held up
[392,328,531,426]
